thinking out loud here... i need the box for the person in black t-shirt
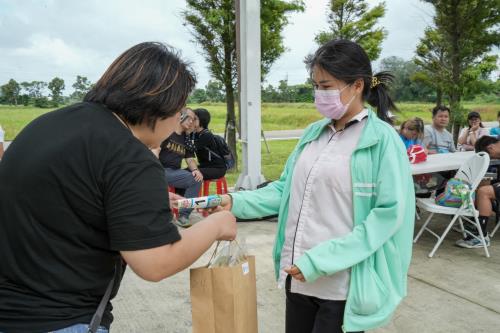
[0,42,236,333]
[192,108,227,180]
[159,107,203,227]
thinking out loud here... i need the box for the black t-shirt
[158,132,195,169]
[194,130,226,169]
[0,102,180,333]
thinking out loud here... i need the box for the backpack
[201,130,235,170]
[435,177,475,208]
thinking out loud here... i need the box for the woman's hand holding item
[205,194,233,214]
[210,210,237,241]
[168,192,185,210]
[285,265,305,282]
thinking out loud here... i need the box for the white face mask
[314,86,356,120]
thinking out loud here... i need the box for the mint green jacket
[231,110,415,332]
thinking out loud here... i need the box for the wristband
[192,168,198,171]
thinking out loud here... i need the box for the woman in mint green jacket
[220,40,415,333]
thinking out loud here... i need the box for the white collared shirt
[279,109,368,300]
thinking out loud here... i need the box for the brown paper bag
[190,255,258,333]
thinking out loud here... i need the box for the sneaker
[455,235,490,248]
[175,216,192,228]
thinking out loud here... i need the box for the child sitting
[399,117,425,149]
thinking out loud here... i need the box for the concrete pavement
[111,213,500,332]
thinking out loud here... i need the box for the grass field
[2,102,499,186]
[223,139,298,185]
[1,102,499,140]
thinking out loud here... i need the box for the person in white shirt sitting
[457,111,489,151]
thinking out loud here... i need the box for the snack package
[176,195,222,209]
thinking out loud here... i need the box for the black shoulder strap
[87,260,122,333]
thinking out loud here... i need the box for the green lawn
[2,101,499,188]
[2,102,498,140]
[224,139,298,186]
[0,105,57,141]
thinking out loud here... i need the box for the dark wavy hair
[193,108,211,129]
[306,39,397,123]
[84,42,196,129]
[475,135,498,153]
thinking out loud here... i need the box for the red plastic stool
[200,177,228,216]
[200,177,228,196]
[167,185,179,218]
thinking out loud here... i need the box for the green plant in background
[47,77,65,107]
[182,0,304,168]
[418,0,500,141]
[315,0,387,61]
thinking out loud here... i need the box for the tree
[71,75,93,101]
[189,88,208,103]
[48,77,65,107]
[261,84,279,102]
[315,0,387,60]
[278,79,292,102]
[422,0,500,139]
[414,27,448,106]
[183,0,304,164]
[0,79,21,105]
[205,80,226,102]
[20,81,48,106]
[380,56,434,102]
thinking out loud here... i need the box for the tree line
[188,56,498,104]
[1,0,498,156]
[0,75,94,108]
[184,0,499,156]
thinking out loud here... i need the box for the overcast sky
[0,0,435,93]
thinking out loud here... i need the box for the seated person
[159,108,202,227]
[423,105,456,154]
[399,117,425,149]
[457,111,489,151]
[456,135,500,248]
[489,111,500,137]
[192,108,227,181]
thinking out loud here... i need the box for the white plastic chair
[414,152,491,258]
[492,221,500,238]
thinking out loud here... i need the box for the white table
[411,151,475,175]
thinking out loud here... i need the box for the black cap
[467,111,481,120]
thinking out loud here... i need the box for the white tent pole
[235,0,265,190]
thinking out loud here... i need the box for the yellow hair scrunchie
[370,76,381,89]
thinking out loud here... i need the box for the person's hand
[284,265,305,282]
[205,194,232,214]
[211,210,237,241]
[470,123,480,132]
[168,192,185,210]
[192,169,203,182]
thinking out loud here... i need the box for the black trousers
[285,276,363,333]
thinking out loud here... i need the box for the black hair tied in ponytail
[366,71,398,124]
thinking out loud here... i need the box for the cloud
[2,0,481,93]
[12,34,101,68]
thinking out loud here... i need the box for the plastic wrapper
[208,239,248,268]
[176,195,222,209]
